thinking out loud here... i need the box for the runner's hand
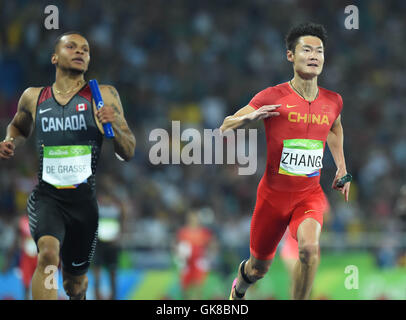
[332,168,350,202]
[0,139,15,160]
[246,105,281,121]
[96,105,116,124]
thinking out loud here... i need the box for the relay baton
[336,173,352,188]
[89,79,115,138]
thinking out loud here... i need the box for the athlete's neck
[54,68,85,94]
[290,75,318,102]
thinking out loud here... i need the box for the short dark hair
[285,22,327,52]
[54,31,86,52]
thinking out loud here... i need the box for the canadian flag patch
[76,103,87,112]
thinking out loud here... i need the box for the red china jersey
[249,82,343,193]
[176,227,213,270]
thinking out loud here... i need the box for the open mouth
[307,63,318,67]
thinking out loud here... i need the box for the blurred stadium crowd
[1,0,406,280]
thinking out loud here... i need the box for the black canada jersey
[35,84,103,191]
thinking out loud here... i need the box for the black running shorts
[27,183,98,276]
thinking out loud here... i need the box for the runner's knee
[298,243,319,266]
[37,239,60,269]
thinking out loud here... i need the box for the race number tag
[279,139,323,177]
[42,145,92,188]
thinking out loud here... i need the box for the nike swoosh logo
[39,108,52,114]
[304,209,316,214]
[286,105,297,108]
[72,261,88,267]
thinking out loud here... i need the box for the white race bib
[279,139,323,177]
[42,145,92,188]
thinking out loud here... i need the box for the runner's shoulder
[249,83,289,109]
[98,84,121,103]
[318,86,342,104]
[22,87,44,99]
[254,83,288,98]
[265,82,291,98]
[19,87,44,111]
[99,84,119,95]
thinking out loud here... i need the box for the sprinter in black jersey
[0,32,136,300]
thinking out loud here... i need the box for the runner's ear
[51,53,58,65]
[286,50,294,62]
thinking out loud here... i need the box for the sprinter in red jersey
[2,216,38,300]
[175,211,216,299]
[221,23,350,300]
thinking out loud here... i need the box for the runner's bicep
[12,96,34,137]
[330,114,342,132]
[101,86,134,139]
[102,85,125,116]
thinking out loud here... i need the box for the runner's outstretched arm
[219,104,280,133]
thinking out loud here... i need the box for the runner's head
[52,31,90,74]
[186,210,200,227]
[285,22,327,79]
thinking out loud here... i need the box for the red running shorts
[250,184,327,260]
